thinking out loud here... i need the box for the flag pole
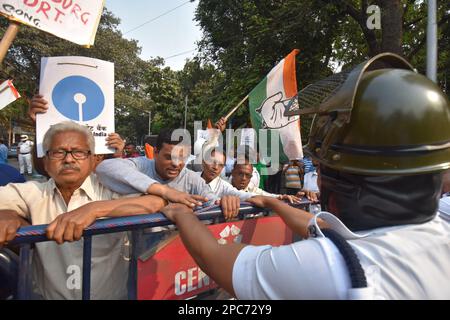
[0,21,20,65]
[224,94,249,121]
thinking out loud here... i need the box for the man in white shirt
[0,121,166,299]
[160,55,450,299]
[199,148,252,201]
[229,159,300,203]
[18,135,33,175]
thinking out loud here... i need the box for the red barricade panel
[137,216,293,300]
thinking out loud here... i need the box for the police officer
[161,53,450,299]
[18,134,33,175]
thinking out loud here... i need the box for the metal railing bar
[9,201,311,246]
[17,244,32,300]
[82,236,92,300]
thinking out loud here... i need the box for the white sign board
[0,79,20,110]
[36,56,114,157]
[0,0,104,46]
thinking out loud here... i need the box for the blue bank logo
[52,76,105,122]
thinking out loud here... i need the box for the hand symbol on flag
[256,92,298,129]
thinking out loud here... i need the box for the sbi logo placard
[52,75,105,122]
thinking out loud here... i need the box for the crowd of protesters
[0,55,449,300]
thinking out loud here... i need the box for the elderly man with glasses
[0,121,166,299]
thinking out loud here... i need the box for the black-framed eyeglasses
[46,149,91,160]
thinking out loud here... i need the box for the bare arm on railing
[0,210,30,247]
[96,158,208,208]
[162,203,246,297]
[247,196,327,238]
[161,198,329,297]
[46,195,167,244]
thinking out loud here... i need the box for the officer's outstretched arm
[162,204,246,297]
[248,196,327,239]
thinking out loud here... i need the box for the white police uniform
[232,211,450,299]
[18,139,33,175]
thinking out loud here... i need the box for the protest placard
[0,0,104,46]
[36,56,115,157]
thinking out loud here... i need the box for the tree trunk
[379,0,404,56]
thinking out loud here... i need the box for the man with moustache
[0,121,167,299]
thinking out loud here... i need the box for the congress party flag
[249,49,303,163]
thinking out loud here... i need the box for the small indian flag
[0,79,21,111]
[249,49,302,164]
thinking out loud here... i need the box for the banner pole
[0,22,20,65]
[224,94,249,122]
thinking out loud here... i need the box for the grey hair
[42,121,95,154]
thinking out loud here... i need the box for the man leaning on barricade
[0,121,167,299]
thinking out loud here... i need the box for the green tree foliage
[0,9,153,143]
[195,0,449,140]
[1,2,448,146]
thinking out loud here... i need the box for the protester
[18,135,33,176]
[96,128,243,220]
[123,142,141,158]
[230,159,300,203]
[0,139,7,164]
[302,160,319,193]
[284,159,303,195]
[199,148,252,201]
[161,55,450,299]
[0,164,25,186]
[0,121,166,299]
[302,155,315,174]
[28,94,125,177]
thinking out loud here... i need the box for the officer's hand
[161,203,195,223]
[278,194,302,204]
[246,195,270,208]
[216,195,240,220]
[28,94,48,122]
[46,205,98,244]
[296,190,319,203]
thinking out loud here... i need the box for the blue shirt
[0,144,8,164]
[95,157,219,205]
[303,156,315,174]
[0,164,25,186]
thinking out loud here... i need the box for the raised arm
[96,158,208,208]
[95,157,158,194]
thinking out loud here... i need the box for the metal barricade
[6,201,311,300]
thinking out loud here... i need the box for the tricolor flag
[249,49,302,164]
[0,79,21,111]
